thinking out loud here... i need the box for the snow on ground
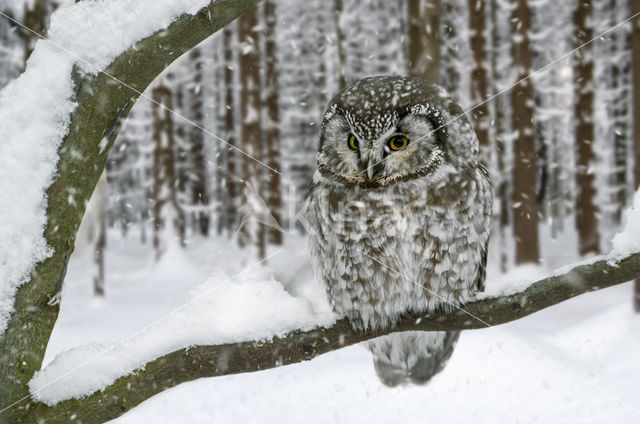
[0,0,211,337]
[31,239,335,404]
[35,231,640,423]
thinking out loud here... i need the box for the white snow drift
[29,266,335,405]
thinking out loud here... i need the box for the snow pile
[30,268,336,405]
[480,189,640,300]
[479,264,549,299]
[0,0,209,337]
[48,0,209,75]
[0,40,75,337]
[611,189,640,259]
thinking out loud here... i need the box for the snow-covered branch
[0,1,261,422]
[21,251,640,424]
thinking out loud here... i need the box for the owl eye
[347,134,359,150]
[388,135,409,152]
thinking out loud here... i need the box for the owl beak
[365,159,384,181]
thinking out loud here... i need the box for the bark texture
[573,0,600,255]
[510,0,540,264]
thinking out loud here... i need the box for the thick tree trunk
[573,0,600,256]
[237,7,266,259]
[468,0,490,165]
[407,0,441,83]
[510,0,539,264]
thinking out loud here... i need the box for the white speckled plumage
[302,76,492,386]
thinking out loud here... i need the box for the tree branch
[0,1,261,423]
[22,251,640,423]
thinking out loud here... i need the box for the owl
[302,76,492,386]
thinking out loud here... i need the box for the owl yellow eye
[388,135,409,151]
[348,134,359,150]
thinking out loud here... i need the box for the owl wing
[300,178,329,276]
[475,240,488,292]
[474,164,492,293]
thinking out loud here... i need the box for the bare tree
[223,25,240,236]
[573,0,600,255]
[263,0,283,245]
[489,0,513,271]
[510,0,540,264]
[152,83,185,258]
[188,47,211,236]
[237,7,266,259]
[468,0,490,165]
[530,0,574,241]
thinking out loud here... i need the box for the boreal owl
[302,76,492,386]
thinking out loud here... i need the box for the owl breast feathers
[302,76,492,331]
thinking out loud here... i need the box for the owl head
[317,76,479,188]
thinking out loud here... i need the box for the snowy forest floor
[44,231,640,424]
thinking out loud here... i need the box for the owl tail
[367,331,460,387]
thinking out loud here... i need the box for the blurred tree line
[0,0,639,308]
